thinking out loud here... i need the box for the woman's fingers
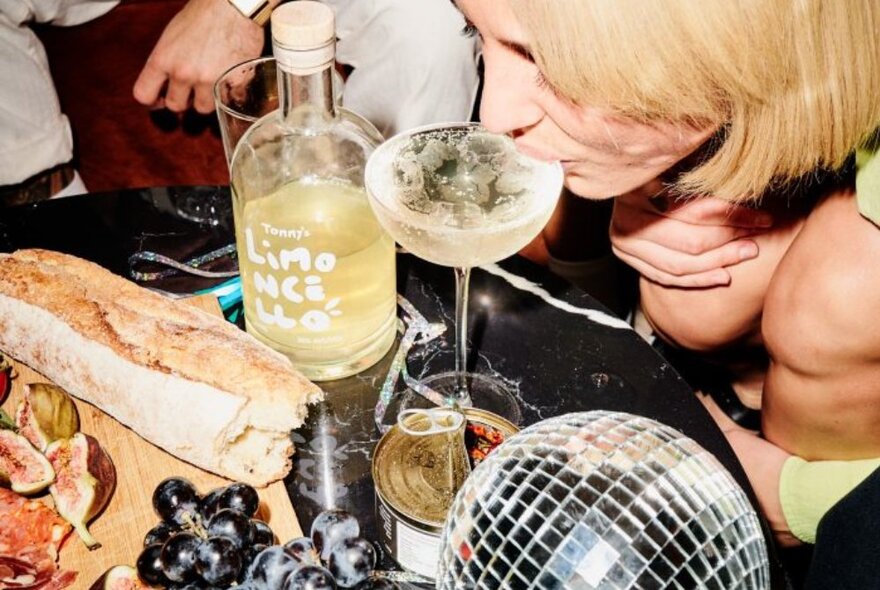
[610,194,769,286]
[612,243,734,287]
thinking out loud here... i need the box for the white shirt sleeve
[0,0,119,27]
[323,0,480,138]
[0,1,119,184]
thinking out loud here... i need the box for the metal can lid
[373,409,470,526]
[373,408,520,526]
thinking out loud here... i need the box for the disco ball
[438,411,769,589]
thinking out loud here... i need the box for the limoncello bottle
[230,1,396,380]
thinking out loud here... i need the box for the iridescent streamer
[375,295,446,433]
[372,569,434,585]
[128,244,239,281]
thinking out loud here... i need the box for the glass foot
[169,186,231,227]
[399,371,522,426]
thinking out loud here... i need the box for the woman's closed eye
[497,39,557,94]
[459,14,559,96]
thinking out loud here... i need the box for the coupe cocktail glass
[365,122,563,423]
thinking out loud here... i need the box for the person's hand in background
[133,0,266,114]
[698,393,799,548]
[724,428,800,548]
[611,190,774,288]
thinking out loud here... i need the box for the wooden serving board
[2,295,302,589]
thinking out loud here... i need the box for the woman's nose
[478,51,544,136]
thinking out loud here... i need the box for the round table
[1,186,782,584]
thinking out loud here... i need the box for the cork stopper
[271,1,335,49]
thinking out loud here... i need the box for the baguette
[0,249,323,487]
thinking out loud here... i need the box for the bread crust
[0,249,323,486]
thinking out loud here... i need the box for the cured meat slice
[0,489,75,590]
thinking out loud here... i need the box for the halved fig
[90,565,156,590]
[0,355,11,405]
[0,429,55,494]
[46,433,116,549]
[16,383,80,452]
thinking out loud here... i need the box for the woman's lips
[513,142,580,175]
[514,142,560,162]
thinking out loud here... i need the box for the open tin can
[373,407,518,580]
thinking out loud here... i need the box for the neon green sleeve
[856,141,880,227]
[779,456,880,543]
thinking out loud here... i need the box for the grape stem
[181,511,208,539]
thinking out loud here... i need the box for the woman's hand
[611,192,773,288]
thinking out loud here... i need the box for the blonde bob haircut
[510,0,880,202]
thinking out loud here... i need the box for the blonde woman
[456,0,880,553]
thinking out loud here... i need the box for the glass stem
[453,266,472,405]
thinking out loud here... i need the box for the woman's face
[457,0,716,199]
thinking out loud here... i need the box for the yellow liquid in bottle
[234,179,397,380]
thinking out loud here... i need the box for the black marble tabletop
[0,187,781,584]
